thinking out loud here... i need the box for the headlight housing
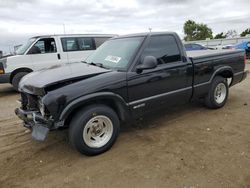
[38,97,46,117]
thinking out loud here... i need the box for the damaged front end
[15,93,55,141]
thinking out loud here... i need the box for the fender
[192,66,234,98]
[194,66,233,88]
[59,92,130,122]
[210,66,233,82]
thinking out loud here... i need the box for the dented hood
[19,62,111,95]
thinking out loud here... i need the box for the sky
[0,0,249,53]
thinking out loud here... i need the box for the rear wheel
[12,72,29,91]
[205,76,229,109]
[69,105,120,156]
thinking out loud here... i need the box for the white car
[0,34,116,90]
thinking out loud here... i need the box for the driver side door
[27,37,61,71]
[127,34,193,116]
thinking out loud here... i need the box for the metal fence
[184,36,250,48]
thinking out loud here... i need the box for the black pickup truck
[15,32,247,155]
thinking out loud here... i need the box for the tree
[225,30,237,38]
[183,20,213,41]
[214,32,226,39]
[240,28,250,37]
[183,20,197,41]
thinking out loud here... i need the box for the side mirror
[136,56,157,72]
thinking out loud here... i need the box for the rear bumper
[15,108,53,141]
[241,70,248,82]
[231,70,248,86]
[0,73,11,83]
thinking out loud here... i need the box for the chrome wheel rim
[214,83,227,104]
[83,115,113,148]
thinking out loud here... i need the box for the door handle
[57,53,61,60]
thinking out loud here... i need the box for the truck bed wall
[189,50,245,98]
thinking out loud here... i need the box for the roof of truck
[113,32,177,38]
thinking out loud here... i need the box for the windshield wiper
[90,62,110,69]
[90,62,102,67]
[81,61,109,69]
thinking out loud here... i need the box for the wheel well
[64,98,127,127]
[215,70,233,86]
[10,68,33,83]
[216,70,233,79]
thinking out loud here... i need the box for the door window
[78,37,95,50]
[61,38,78,51]
[192,44,203,50]
[61,37,95,51]
[28,38,57,54]
[184,44,192,50]
[141,35,181,64]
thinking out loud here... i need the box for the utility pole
[63,24,66,34]
[149,28,152,32]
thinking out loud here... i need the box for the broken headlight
[38,97,46,117]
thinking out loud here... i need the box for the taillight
[0,62,5,74]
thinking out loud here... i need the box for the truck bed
[187,49,246,91]
[187,49,244,60]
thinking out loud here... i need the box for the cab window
[141,35,181,64]
[28,38,57,54]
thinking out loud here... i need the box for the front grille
[21,93,38,110]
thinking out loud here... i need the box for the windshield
[16,38,37,55]
[85,37,144,70]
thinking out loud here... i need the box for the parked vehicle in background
[222,44,235,49]
[222,42,250,59]
[184,43,208,51]
[0,34,116,90]
[15,32,247,156]
[234,41,250,59]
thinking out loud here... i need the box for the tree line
[184,20,250,41]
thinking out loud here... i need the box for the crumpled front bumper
[15,108,53,141]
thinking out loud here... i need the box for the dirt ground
[0,63,250,188]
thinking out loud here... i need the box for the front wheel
[205,76,229,109]
[69,105,120,156]
[12,72,29,91]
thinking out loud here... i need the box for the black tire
[205,76,229,109]
[69,104,120,156]
[12,72,28,91]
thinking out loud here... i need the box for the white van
[0,34,116,90]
